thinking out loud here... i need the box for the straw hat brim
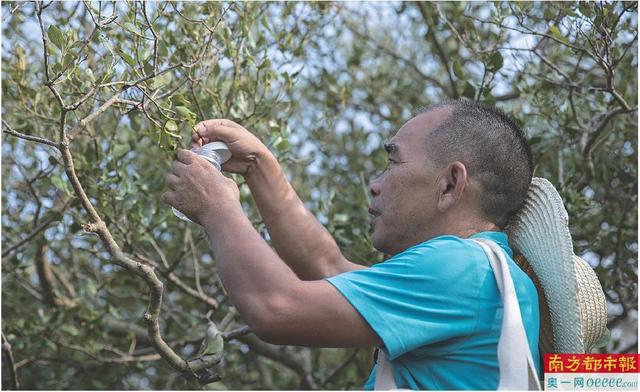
[506,177,607,354]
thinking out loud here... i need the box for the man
[162,100,540,390]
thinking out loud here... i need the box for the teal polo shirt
[326,231,540,390]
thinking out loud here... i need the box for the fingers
[161,191,175,206]
[192,119,242,144]
[171,160,187,175]
[177,149,197,164]
[165,173,180,190]
[192,135,204,147]
[197,118,241,129]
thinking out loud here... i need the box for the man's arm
[193,119,364,280]
[245,151,364,280]
[202,202,381,347]
[163,150,380,348]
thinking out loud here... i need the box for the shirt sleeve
[326,237,484,360]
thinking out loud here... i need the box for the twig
[533,51,572,82]
[322,349,360,387]
[344,19,450,94]
[417,2,459,98]
[222,325,251,341]
[1,197,73,258]
[188,232,205,297]
[146,233,170,269]
[238,334,318,389]
[142,1,159,74]
[2,120,59,148]
[612,32,637,68]
[577,105,638,190]
[464,12,590,54]
[2,332,20,390]
[35,2,65,107]
[54,337,161,364]
[67,95,125,139]
[477,63,488,102]
[134,253,219,310]
[68,86,98,111]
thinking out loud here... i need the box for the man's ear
[436,161,468,212]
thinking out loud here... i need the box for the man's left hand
[162,149,240,225]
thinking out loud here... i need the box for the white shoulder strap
[472,238,541,390]
[373,238,541,390]
[374,349,397,390]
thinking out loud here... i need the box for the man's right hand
[193,118,362,280]
[192,119,273,176]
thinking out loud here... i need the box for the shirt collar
[469,231,513,257]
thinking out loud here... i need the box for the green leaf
[70,222,82,232]
[85,68,95,82]
[484,92,496,106]
[150,73,171,89]
[452,61,464,79]
[578,2,592,17]
[113,144,129,157]
[259,58,271,70]
[118,50,137,68]
[51,175,67,192]
[48,156,60,166]
[86,280,97,297]
[47,25,65,49]
[175,106,195,119]
[276,138,290,152]
[333,213,349,223]
[549,25,569,45]
[462,81,476,99]
[164,120,178,133]
[124,22,142,36]
[201,322,224,356]
[60,324,79,337]
[61,53,75,68]
[487,51,503,72]
[52,63,63,75]
[171,93,190,107]
[543,7,556,20]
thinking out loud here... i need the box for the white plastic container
[172,141,232,222]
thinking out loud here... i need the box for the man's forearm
[201,204,300,325]
[245,152,359,280]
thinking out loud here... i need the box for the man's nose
[369,176,381,197]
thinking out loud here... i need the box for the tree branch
[34,238,72,307]
[2,332,20,390]
[417,2,459,98]
[2,120,59,148]
[67,94,125,139]
[577,105,637,190]
[142,2,159,74]
[222,325,251,341]
[343,17,451,94]
[238,334,317,389]
[54,135,215,382]
[1,197,73,258]
[36,2,65,107]
[134,253,219,310]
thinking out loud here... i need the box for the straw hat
[505,177,608,355]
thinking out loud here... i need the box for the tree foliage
[1,1,637,390]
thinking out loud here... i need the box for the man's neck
[426,216,501,240]
[455,224,501,238]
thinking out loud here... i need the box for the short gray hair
[419,100,533,228]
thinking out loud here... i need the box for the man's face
[368,108,451,255]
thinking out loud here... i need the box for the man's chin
[372,235,394,256]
